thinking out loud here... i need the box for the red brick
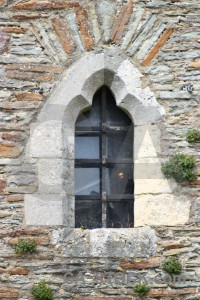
[10,229,48,237]
[8,236,49,246]
[0,0,5,6]
[163,242,191,250]
[0,268,29,275]
[1,27,27,34]
[0,144,20,158]
[75,7,94,51]
[6,70,53,82]
[143,27,173,66]
[148,288,198,297]
[13,0,79,10]
[14,91,43,101]
[111,0,133,44]
[0,180,6,192]
[0,289,19,299]
[7,194,24,202]
[190,179,200,185]
[1,132,22,141]
[120,257,160,270]
[52,17,75,55]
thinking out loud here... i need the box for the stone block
[38,159,63,193]
[135,194,191,227]
[29,121,62,158]
[25,194,63,225]
[63,226,157,258]
[0,34,10,54]
[135,178,177,194]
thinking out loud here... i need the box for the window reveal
[75,86,134,229]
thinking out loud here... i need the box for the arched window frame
[75,86,134,229]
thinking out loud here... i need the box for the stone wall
[0,0,199,299]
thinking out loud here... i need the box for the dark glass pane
[75,136,100,159]
[106,128,133,159]
[105,89,131,126]
[75,168,100,195]
[75,200,102,229]
[106,164,133,195]
[106,200,134,228]
[75,90,101,128]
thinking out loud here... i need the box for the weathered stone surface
[0,34,10,54]
[13,0,79,10]
[6,63,63,73]
[38,158,62,193]
[52,17,75,55]
[28,121,62,158]
[128,15,157,56]
[61,227,157,258]
[25,194,63,225]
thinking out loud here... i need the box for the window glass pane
[106,164,133,195]
[75,200,102,229]
[75,168,100,195]
[106,89,131,126]
[75,136,100,159]
[106,200,134,228]
[106,129,133,159]
[76,90,101,128]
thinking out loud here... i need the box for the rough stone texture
[55,227,157,258]
[0,34,10,54]
[0,0,199,299]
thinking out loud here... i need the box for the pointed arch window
[75,86,134,229]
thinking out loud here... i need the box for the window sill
[52,226,157,258]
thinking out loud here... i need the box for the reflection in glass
[106,165,133,195]
[75,168,100,195]
[75,90,101,128]
[75,200,102,229]
[107,200,134,228]
[106,129,133,159]
[75,136,100,159]
[106,89,131,126]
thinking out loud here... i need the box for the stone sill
[53,227,157,258]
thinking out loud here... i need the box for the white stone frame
[25,49,191,227]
